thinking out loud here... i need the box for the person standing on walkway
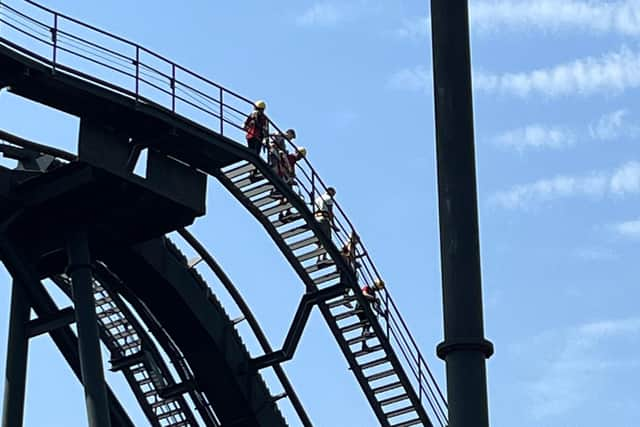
[244,100,269,180]
[278,146,307,222]
[314,187,337,264]
[356,279,385,351]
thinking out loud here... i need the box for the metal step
[354,344,384,358]
[380,393,409,407]
[272,213,303,228]
[372,380,402,394]
[280,224,309,239]
[289,235,319,251]
[385,405,416,419]
[97,308,120,319]
[359,357,389,371]
[296,248,327,263]
[327,296,356,309]
[340,321,368,334]
[143,389,158,398]
[313,270,340,285]
[156,408,186,420]
[130,365,147,375]
[225,162,254,179]
[366,368,396,382]
[121,341,141,352]
[101,318,128,330]
[334,310,357,321]
[151,399,176,410]
[243,183,273,198]
[111,329,138,341]
[254,194,280,209]
[137,377,154,387]
[262,203,292,217]
[392,418,423,427]
[94,296,112,306]
[233,175,266,189]
[305,260,334,274]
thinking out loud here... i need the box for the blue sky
[1,0,639,426]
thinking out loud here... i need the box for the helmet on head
[297,147,307,157]
[254,100,266,110]
[327,186,336,196]
[374,279,385,290]
[286,128,297,139]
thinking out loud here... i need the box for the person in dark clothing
[339,232,361,307]
[356,279,385,351]
[244,100,269,180]
[278,146,307,222]
[268,128,296,173]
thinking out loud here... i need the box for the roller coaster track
[0,1,448,426]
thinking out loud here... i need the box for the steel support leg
[2,281,30,427]
[430,1,494,427]
[66,229,111,427]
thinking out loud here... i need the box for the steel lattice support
[429,1,494,427]
[1,280,30,427]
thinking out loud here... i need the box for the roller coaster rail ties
[0,1,448,425]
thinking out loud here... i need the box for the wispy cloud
[492,109,639,152]
[390,47,640,98]
[610,161,640,194]
[472,0,640,36]
[588,109,640,140]
[296,3,347,27]
[520,318,640,418]
[395,1,640,39]
[296,1,381,28]
[388,66,431,92]
[490,161,640,209]
[394,17,429,40]
[475,46,640,97]
[612,218,640,238]
[493,125,575,151]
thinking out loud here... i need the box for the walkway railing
[0,1,448,424]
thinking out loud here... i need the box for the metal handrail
[0,1,447,423]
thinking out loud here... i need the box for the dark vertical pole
[429,2,494,427]
[66,230,112,427]
[2,281,30,427]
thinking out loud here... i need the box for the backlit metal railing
[0,1,448,424]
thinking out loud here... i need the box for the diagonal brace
[252,284,345,370]
[27,307,75,338]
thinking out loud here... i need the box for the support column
[66,229,111,427]
[2,281,30,427]
[429,2,494,427]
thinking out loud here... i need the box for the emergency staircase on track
[52,273,217,427]
[218,162,441,427]
[0,1,449,426]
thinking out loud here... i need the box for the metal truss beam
[252,284,344,370]
[27,307,75,338]
[0,235,135,427]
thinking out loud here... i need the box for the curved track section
[0,132,311,425]
[98,237,290,427]
[51,274,215,427]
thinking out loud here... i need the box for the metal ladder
[53,276,203,427]
[218,161,434,427]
